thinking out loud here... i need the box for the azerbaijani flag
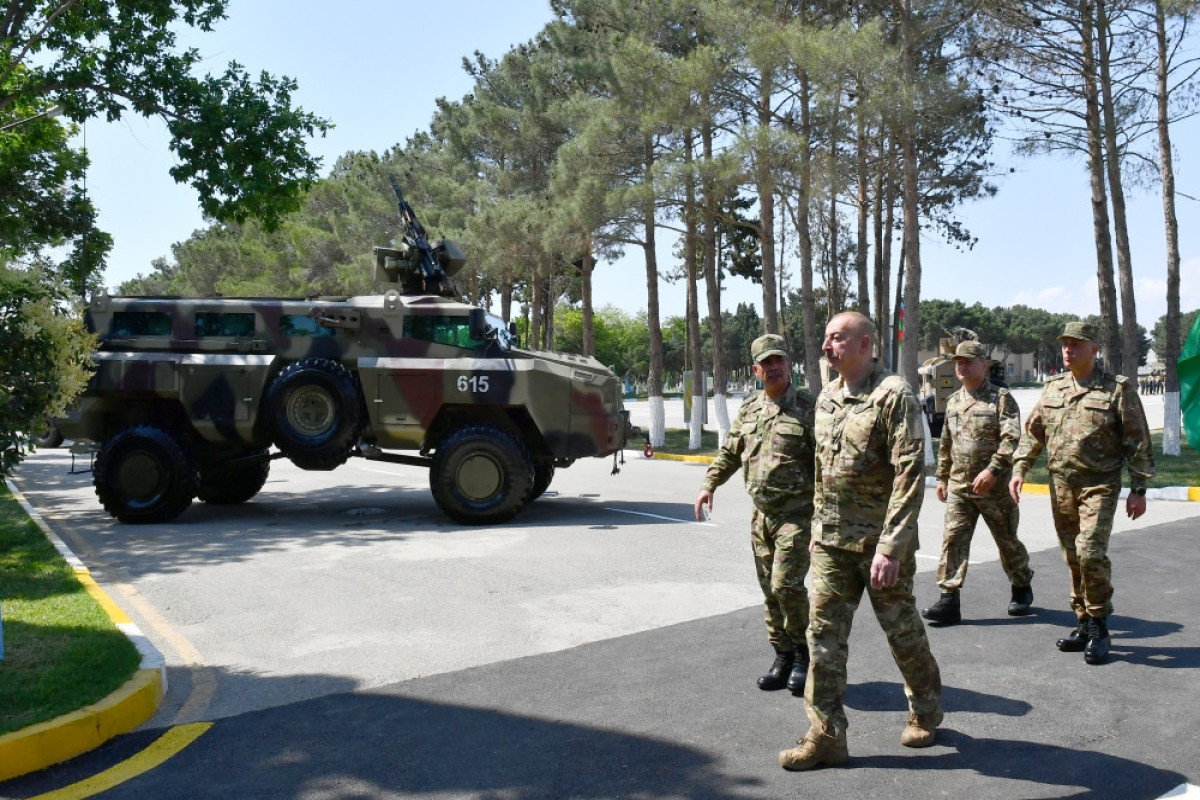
[1180,314,1200,448]
[897,302,905,343]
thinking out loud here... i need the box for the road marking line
[1158,785,1200,798]
[27,723,212,800]
[605,507,717,525]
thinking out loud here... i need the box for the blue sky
[80,0,1200,330]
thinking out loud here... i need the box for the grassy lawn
[646,429,1200,488]
[0,482,140,737]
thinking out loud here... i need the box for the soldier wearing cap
[923,340,1034,625]
[1009,320,1155,665]
[696,333,816,695]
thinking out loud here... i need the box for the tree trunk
[581,236,595,357]
[798,71,822,395]
[1097,0,1138,377]
[898,0,922,390]
[1156,0,1182,456]
[1081,0,1122,368]
[758,73,779,334]
[702,118,731,446]
[684,130,704,451]
[644,140,665,447]
[855,95,871,317]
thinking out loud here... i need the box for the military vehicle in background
[917,327,1007,437]
[54,182,630,525]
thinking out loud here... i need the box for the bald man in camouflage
[1009,320,1155,666]
[779,312,941,772]
[696,333,815,695]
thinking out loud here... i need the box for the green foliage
[2,0,331,246]
[0,265,96,476]
[1153,309,1200,364]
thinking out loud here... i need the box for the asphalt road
[4,445,1199,799]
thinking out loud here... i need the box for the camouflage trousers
[936,489,1033,592]
[1049,477,1120,619]
[750,505,811,653]
[805,543,941,735]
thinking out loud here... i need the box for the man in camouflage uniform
[696,333,815,694]
[923,340,1034,626]
[1009,321,1155,665]
[779,312,942,772]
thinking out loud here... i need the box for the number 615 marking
[456,374,489,393]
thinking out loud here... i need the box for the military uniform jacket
[1012,369,1156,488]
[701,383,815,517]
[935,380,1021,496]
[812,360,925,557]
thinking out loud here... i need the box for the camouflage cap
[751,333,789,363]
[1057,321,1100,343]
[951,340,988,361]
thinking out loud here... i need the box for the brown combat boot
[900,707,944,748]
[778,726,849,771]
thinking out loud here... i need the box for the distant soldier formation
[695,317,1155,773]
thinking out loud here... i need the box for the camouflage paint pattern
[935,380,1032,591]
[806,360,940,734]
[1013,369,1156,619]
[58,291,627,461]
[702,382,815,650]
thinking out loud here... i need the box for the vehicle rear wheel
[95,426,198,524]
[33,418,64,448]
[266,358,364,470]
[198,449,271,504]
[430,424,533,525]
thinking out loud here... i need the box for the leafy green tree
[1154,309,1200,365]
[1,263,95,475]
[2,0,331,244]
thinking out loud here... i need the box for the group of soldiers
[694,314,1156,772]
[1139,375,1167,395]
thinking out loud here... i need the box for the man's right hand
[1008,476,1024,504]
[936,482,947,503]
[695,490,714,521]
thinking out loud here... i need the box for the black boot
[786,644,810,694]
[922,591,961,625]
[1084,616,1110,665]
[1008,584,1034,616]
[1056,621,1088,652]
[758,650,795,691]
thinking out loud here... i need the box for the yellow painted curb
[1022,483,1051,495]
[0,669,163,782]
[1191,487,1200,503]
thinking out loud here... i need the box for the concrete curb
[0,478,167,782]
[626,449,1200,500]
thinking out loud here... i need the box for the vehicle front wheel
[430,424,533,525]
[95,426,198,524]
[528,459,555,502]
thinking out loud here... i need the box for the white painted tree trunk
[689,391,704,450]
[714,393,731,448]
[648,395,665,447]
[1164,391,1182,456]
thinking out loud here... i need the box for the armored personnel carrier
[55,184,630,525]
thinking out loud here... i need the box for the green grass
[0,482,140,737]
[648,429,1200,488]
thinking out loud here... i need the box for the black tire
[528,459,555,502]
[95,426,198,524]
[430,424,533,525]
[265,358,364,470]
[198,449,271,504]
[33,418,64,448]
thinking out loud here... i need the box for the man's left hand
[870,552,900,589]
[972,468,996,495]
[1126,491,1147,520]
